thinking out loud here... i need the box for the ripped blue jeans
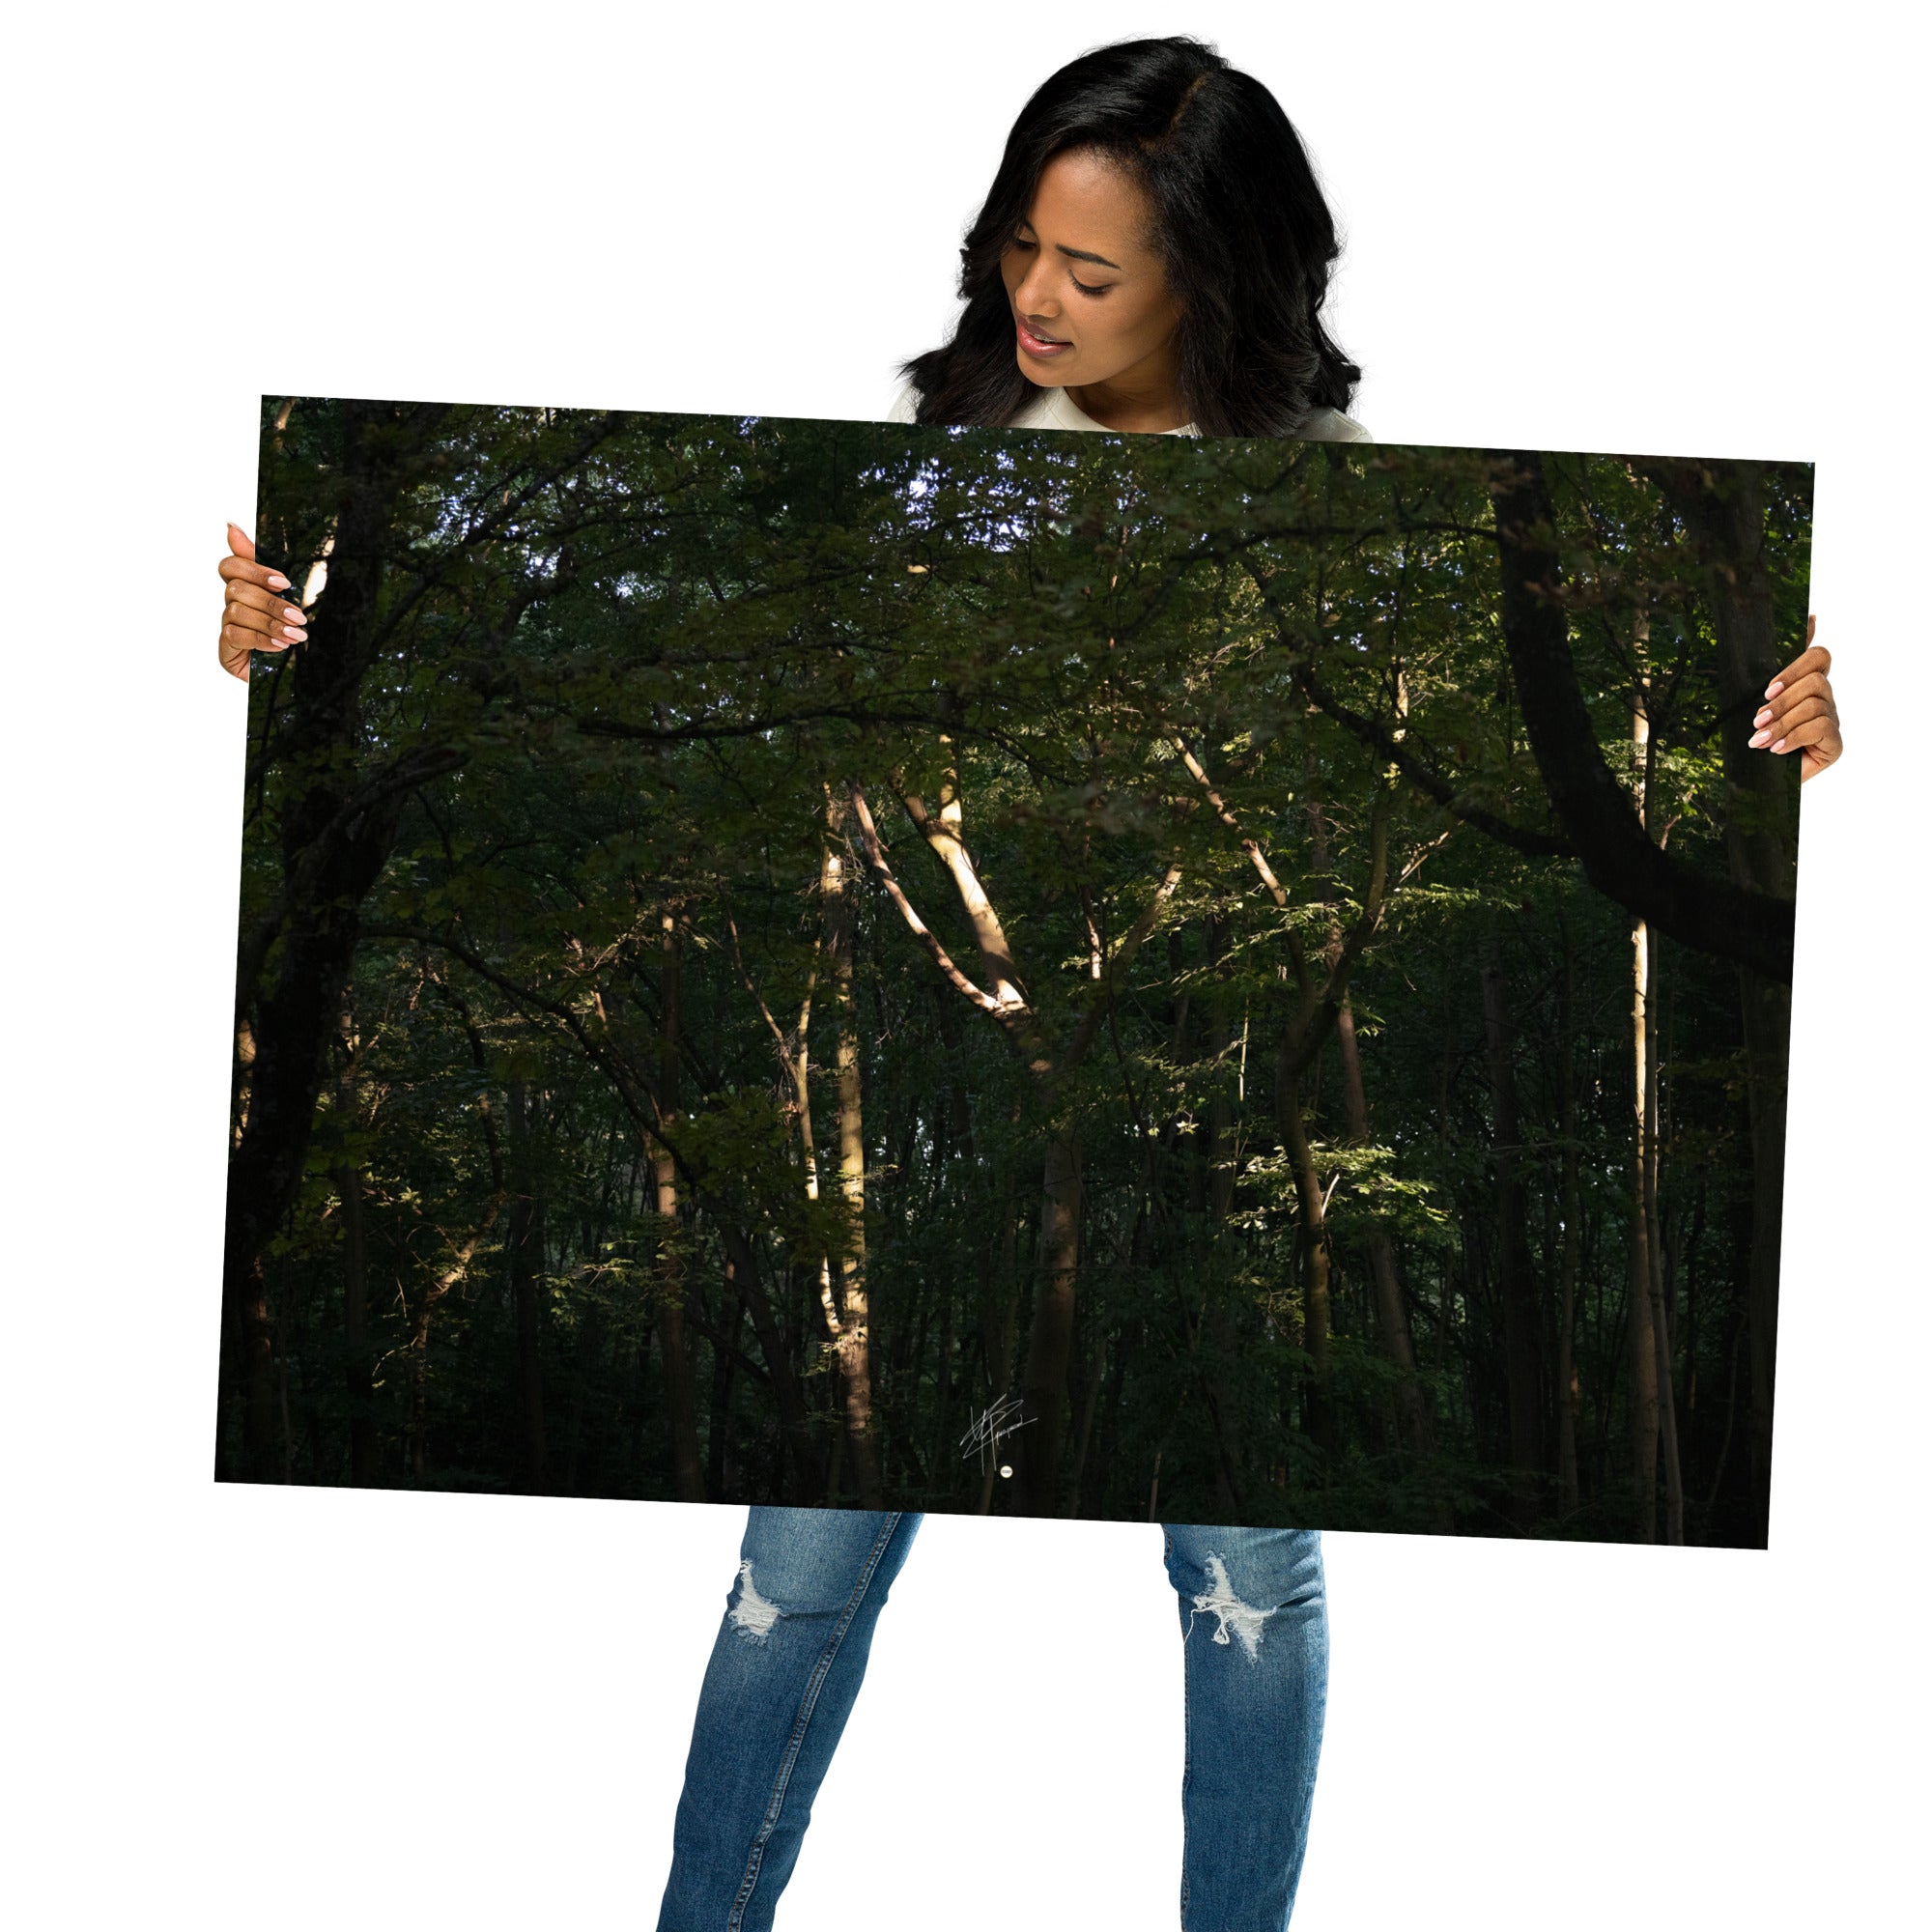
[656,1509,1326,1932]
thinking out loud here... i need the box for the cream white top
[887,379,1370,442]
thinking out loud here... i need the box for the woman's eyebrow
[1014,218,1122,271]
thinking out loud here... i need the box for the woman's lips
[1016,315,1072,358]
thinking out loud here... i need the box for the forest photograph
[218,400,1809,1547]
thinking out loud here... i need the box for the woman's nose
[1013,258,1060,320]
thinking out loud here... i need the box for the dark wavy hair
[900,37,1359,438]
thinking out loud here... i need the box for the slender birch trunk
[1631,661,1692,1538]
[1628,904,1661,1543]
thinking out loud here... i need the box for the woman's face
[999,148,1181,399]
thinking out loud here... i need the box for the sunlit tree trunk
[723,867,835,1503]
[822,803,886,1509]
[849,758,1179,1517]
[1630,665,1684,1543]
[796,847,838,1347]
[895,759,1076,1512]
[1627,908,1661,1544]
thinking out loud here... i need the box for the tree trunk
[855,769,1178,1517]
[1335,995,1435,1460]
[975,1162,1021,1516]
[1479,933,1543,1527]
[1645,928,1685,1545]
[1486,450,1795,981]
[1013,1126,1082,1515]
[1626,908,1661,1544]
[407,1203,504,1479]
[1626,681,1659,1542]
[653,909,705,1504]
[1203,919,1247,1514]
[1276,1059,1332,1445]
[1305,783,1430,1461]
[706,1277,744,1499]
[1068,1330,1105,1518]
[221,403,427,1481]
[334,1165,378,1486]
[218,1253,279,1484]
[823,808,886,1510]
[1629,669,1684,1543]
[721,1223,825,1500]
[1655,460,1797,1545]
[1734,974,1790,1542]
[1555,917,1582,1518]
[506,1077,549,1495]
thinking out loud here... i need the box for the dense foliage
[221,402,1806,1545]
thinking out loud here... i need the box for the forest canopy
[220,402,1809,1547]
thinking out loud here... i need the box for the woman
[213,37,1842,1932]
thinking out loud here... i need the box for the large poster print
[219,402,1807,1545]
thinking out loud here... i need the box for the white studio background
[3,3,1925,1926]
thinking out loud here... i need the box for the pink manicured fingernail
[283,607,304,622]
[282,624,303,640]
[267,572,291,589]
[1770,738,1787,753]
[1753,707,1772,726]
[1764,680,1783,698]
[1748,728,1771,748]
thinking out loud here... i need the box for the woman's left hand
[1749,615,1842,781]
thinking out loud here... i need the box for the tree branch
[1063,861,1184,1076]
[844,783,1019,1032]
[1486,450,1796,982]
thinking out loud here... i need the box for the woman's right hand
[218,524,308,681]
